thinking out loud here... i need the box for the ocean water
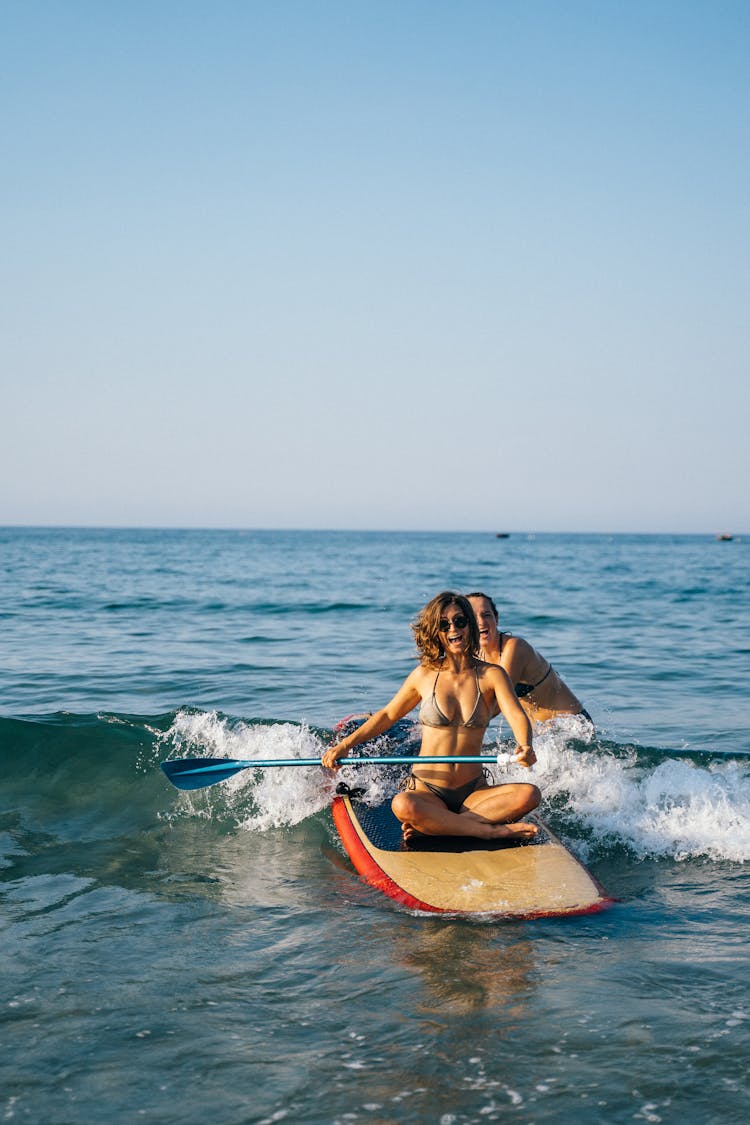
[1,526,749,1124]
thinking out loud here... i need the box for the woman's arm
[322,671,422,769]
[497,634,535,686]
[486,665,536,767]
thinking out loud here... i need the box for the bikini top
[499,632,553,699]
[514,663,552,698]
[419,666,491,729]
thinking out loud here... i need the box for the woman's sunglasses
[438,614,469,632]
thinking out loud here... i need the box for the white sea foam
[162,710,750,861]
[161,710,335,831]
[526,720,750,862]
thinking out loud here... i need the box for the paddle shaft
[161,744,750,792]
[160,753,513,791]
[178,754,501,771]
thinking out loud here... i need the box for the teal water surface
[1,527,749,1123]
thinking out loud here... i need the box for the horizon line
[0,524,744,538]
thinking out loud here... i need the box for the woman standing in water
[322,592,540,842]
[467,592,593,731]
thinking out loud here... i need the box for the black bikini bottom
[401,770,491,814]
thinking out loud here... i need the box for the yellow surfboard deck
[332,792,613,918]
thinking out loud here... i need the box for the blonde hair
[411,591,480,668]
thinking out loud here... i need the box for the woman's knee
[522,784,542,812]
[391,791,416,820]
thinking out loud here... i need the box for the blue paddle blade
[160,755,331,789]
[160,757,250,790]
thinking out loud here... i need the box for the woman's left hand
[515,744,537,768]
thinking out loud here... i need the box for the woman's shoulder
[476,658,513,685]
[409,662,438,686]
[502,632,534,658]
[389,664,432,704]
[497,633,541,679]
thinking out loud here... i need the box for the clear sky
[3,1,748,533]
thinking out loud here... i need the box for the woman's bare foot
[401,817,538,842]
[480,820,538,840]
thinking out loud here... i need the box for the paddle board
[330,716,613,919]
[332,793,611,918]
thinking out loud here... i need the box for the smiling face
[468,595,499,650]
[412,591,480,667]
[437,604,470,655]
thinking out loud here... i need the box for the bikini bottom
[400,769,492,814]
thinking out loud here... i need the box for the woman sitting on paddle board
[467,592,593,731]
[322,591,540,842]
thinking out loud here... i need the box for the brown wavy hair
[411,591,480,668]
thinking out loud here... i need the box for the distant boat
[495,532,510,539]
[716,533,734,541]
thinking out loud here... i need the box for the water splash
[159,710,334,831]
[528,719,750,862]
[160,710,750,862]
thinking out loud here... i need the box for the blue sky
[3,1,748,532]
